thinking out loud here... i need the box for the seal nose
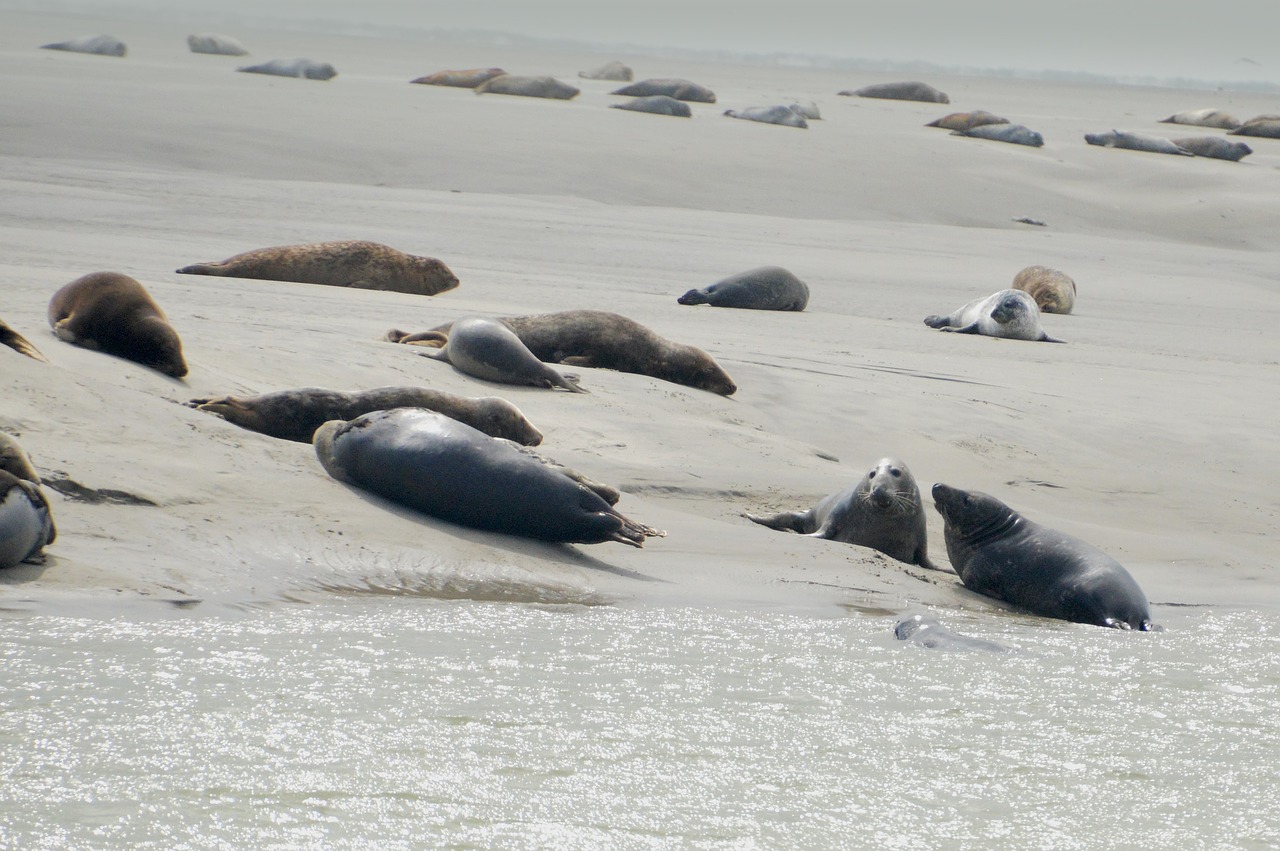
[870,485,893,508]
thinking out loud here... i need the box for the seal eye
[868,469,876,479]
[890,468,901,478]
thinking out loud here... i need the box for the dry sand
[3,11,1278,619]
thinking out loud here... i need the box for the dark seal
[1170,136,1253,162]
[48,272,188,377]
[893,613,1013,653]
[678,266,810,312]
[0,470,56,569]
[611,78,716,103]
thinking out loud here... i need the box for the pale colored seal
[187,34,249,56]
[423,316,588,393]
[579,60,633,81]
[1,317,47,362]
[839,81,949,103]
[40,35,125,57]
[0,470,56,569]
[893,614,1013,653]
[1228,115,1280,138]
[926,110,1009,131]
[475,75,579,100]
[609,96,692,117]
[314,408,664,546]
[237,59,336,80]
[1084,130,1192,156]
[1011,266,1076,314]
[188,386,544,445]
[0,434,42,485]
[1170,136,1253,161]
[951,123,1044,147]
[788,101,821,120]
[1159,108,1240,130]
[723,105,808,129]
[924,289,1064,343]
[48,272,189,377]
[678,266,810,312]
[410,68,506,87]
[932,483,1157,630]
[388,310,737,396]
[745,457,940,571]
[611,79,716,103]
[176,240,459,296]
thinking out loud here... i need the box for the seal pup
[723,105,808,129]
[924,289,1064,343]
[410,68,506,87]
[422,316,588,393]
[926,110,1008,131]
[839,81,949,103]
[187,34,249,55]
[475,75,579,100]
[746,457,940,571]
[1228,116,1280,138]
[951,123,1044,147]
[40,35,125,57]
[1084,130,1192,156]
[0,434,42,485]
[678,266,809,312]
[177,240,459,296]
[237,59,337,80]
[893,614,1013,653]
[1,316,47,362]
[609,95,692,117]
[1159,108,1240,130]
[579,60,632,81]
[47,272,188,377]
[611,79,716,103]
[1011,266,1076,315]
[932,484,1157,630]
[314,408,663,547]
[1170,137,1253,161]
[0,470,56,569]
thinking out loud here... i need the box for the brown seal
[1,316,47,362]
[839,81,949,103]
[176,240,459,296]
[410,68,507,87]
[579,61,632,81]
[1011,266,1076,314]
[925,110,1009,131]
[1170,136,1252,161]
[387,310,737,396]
[47,272,188,377]
[475,75,580,100]
[1228,115,1280,138]
[188,386,544,446]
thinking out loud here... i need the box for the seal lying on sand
[188,386,544,445]
[314,408,663,547]
[932,484,1157,630]
[924,289,1063,342]
[679,266,809,311]
[579,60,632,81]
[475,75,579,99]
[1,317,47,362]
[0,470,56,569]
[788,101,821,120]
[951,123,1044,147]
[0,434,43,484]
[48,272,188,377]
[388,310,737,396]
[893,613,1013,653]
[1084,130,1192,156]
[610,95,692,117]
[177,240,459,296]
[1170,137,1253,161]
[839,81,949,103]
[746,457,940,571]
[723,105,808,128]
[187,33,249,55]
[1227,115,1280,138]
[1011,266,1075,314]
[612,79,716,103]
[238,59,336,80]
[421,317,588,393]
[411,68,506,87]
[1159,108,1240,130]
[927,110,1008,131]
[40,35,126,57]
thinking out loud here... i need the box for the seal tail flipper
[556,372,590,394]
[175,263,221,275]
[608,514,666,547]
[745,510,812,534]
[1,325,49,362]
[1039,333,1068,343]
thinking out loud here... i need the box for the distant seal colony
[47,272,189,377]
[237,59,337,80]
[678,266,810,311]
[840,81,949,103]
[421,316,588,393]
[924,289,1064,342]
[1011,266,1076,314]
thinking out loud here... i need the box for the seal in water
[893,613,1013,653]
[924,289,1064,343]
[678,266,810,311]
[422,316,588,393]
[1083,130,1192,156]
[839,81,949,103]
[176,240,459,296]
[745,457,941,571]
[188,386,544,445]
[926,110,1009,131]
[951,123,1044,147]
[723,105,808,128]
[1011,266,1076,315]
[609,95,692,117]
[47,272,188,377]
[410,68,506,87]
[579,60,632,81]
[475,75,579,100]
[1158,108,1240,130]
[0,470,56,569]
[187,33,249,55]
[611,78,716,103]
[40,35,126,57]
[388,310,737,396]
[931,483,1157,630]
[1,316,47,362]
[314,407,663,546]
[1228,115,1280,138]
[237,59,336,80]
[1170,137,1253,161]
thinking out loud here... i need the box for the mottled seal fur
[924,289,1063,343]
[1,317,47,362]
[0,434,42,485]
[926,110,1009,131]
[40,35,125,57]
[952,123,1044,147]
[187,34,249,56]
[893,614,1012,653]
[678,266,809,312]
[475,75,579,100]
[188,386,544,446]
[1227,116,1280,138]
[423,316,587,393]
[47,272,188,377]
[1084,130,1192,156]
[746,457,940,571]
[237,59,336,80]
[610,95,692,117]
[840,81,948,103]
[1159,108,1240,130]
[0,470,56,569]
[176,240,459,296]
[723,105,808,128]
[410,68,506,87]
[1170,137,1253,161]
[932,484,1157,630]
[1011,266,1076,315]
[314,408,663,546]
[611,78,716,103]
[579,60,632,81]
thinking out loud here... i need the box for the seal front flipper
[745,510,814,534]
[944,323,981,335]
[175,262,221,275]
[923,315,952,328]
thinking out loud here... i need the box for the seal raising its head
[47,272,188,377]
[1171,136,1253,162]
[924,289,1063,343]
[579,60,632,81]
[1159,108,1240,130]
[1228,115,1280,138]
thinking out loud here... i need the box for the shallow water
[1,600,1277,850]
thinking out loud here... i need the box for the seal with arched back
[48,272,188,377]
[951,123,1043,147]
[924,289,1063,342]
[1227,116,1280,138]
[422,316,588,393]
[679,266,810,311]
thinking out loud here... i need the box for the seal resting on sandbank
[678,266,809,311]
[579,61,632,81]
[1227,116,1280,138]
[187,34,249,56]
[611,78,716,103]
[924,289,1064,342]
[421,316,588,393]
[610,96,692,117]
[723,105,808,129]
[47,272,188,377]
[237,59,336,80]
[1011,266,1076,314]
[839,81,948,103]
[475,75,579,100]
[411,68,506,87]
[40,35,125,57]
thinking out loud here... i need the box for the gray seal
[410,68,506,87]
[932,483,1158,630]
[839,81,949,103]
[1084,130,1192,156]
[1159,108,1240,130]
[788,101,821,120]
[893,614,1013,653]
[40,35,126,57]
[423,316,588,393]
[924,289,1064,343]
[1228,116,1280,138]
[0,471,56,569]
[678,266,810,311]
[611,78,716,103]
[238,59,337,80]
[609,96,692,117]
[2,316,47,362]
[723,105,808,128]
[314,408,663,547]
[1170,136,1253,161]
[951,123,1044,147]
[1011,266,1076,315]
[187,34,249,56]
[745,457,941,571]
[475,75,579,100]
[926,110,1009,131]
[579,60,632,81]
[48,272,188,377]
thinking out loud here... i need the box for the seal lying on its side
[237,59,337,80]
[893,614,1013,653]
[187,33,249,55]
[475,75,579,100]
[40,35,126,57]
[839,81,948,103]
[611,78,716,103]
[678,266,810,311]
[926,110,1008,131]
[188,386,544,445]
[0,470,56,569]
[951,123,1044,147]
[932,484,1157,630]
[410,68,506,87]
[1170,137,1253,161]
[1084,130,1192,156]
[746,457,941,571]
[723,105,808,128]
[1,317,47,362]
[1011,266,1076,315]
[1159,108,1240,130]
[177,240,459,296]
[924,289,1064,343]
[1228,116,1280,138]
[610,95,692,117]
[314,408,663,547]
[422,316,588,393]
[48,272,188,377]
[579,60,632,81]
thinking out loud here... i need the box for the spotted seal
[924,289,1064,342]
[1011,266,1076,315]
[611,78,716,103]
[237,59,336,80]
[839,81,948,103]
[47,272,188,377]
[422,316,588,393]
[678,266,809,311]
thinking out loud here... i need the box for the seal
[839,81,949,103]
[0,470,56,569]
[723,105,808,129]
[745,457,940,571]
[611,78,716,103]
[40,35,126,57]
[609,95,692,117]
[1170,136,1253,161]
[926,110,1009,131]
[474,75,579,100]
[1227,115,1280,138]
[47,272,188,377]
[237,59,336,80]
[951,123,1044,147]
[187,33,249,56]
[313,407,664,547]
[1084,130,1192,156]
[410,67,506,87]
[931,483,1158,630]
[788,101,821,120]
[422,316,588,393]
[176,240,459,296]
[1011,266,1076,314]
[893,613,1013,653]
[188,386,544,445]
[1,316,47,362]
[678,266,810,311]
[924,289,1064,343]
[389,310,737,396]
[0,433,42,484]
[579,60,633,81]
[1159,108,1240,130]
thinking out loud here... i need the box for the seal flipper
[942,323,981,335]
[923,314,953,328]
[1,322,48,362]
[1038,332,1067,343]
[175,262,222,275]
[746,509,817,534]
